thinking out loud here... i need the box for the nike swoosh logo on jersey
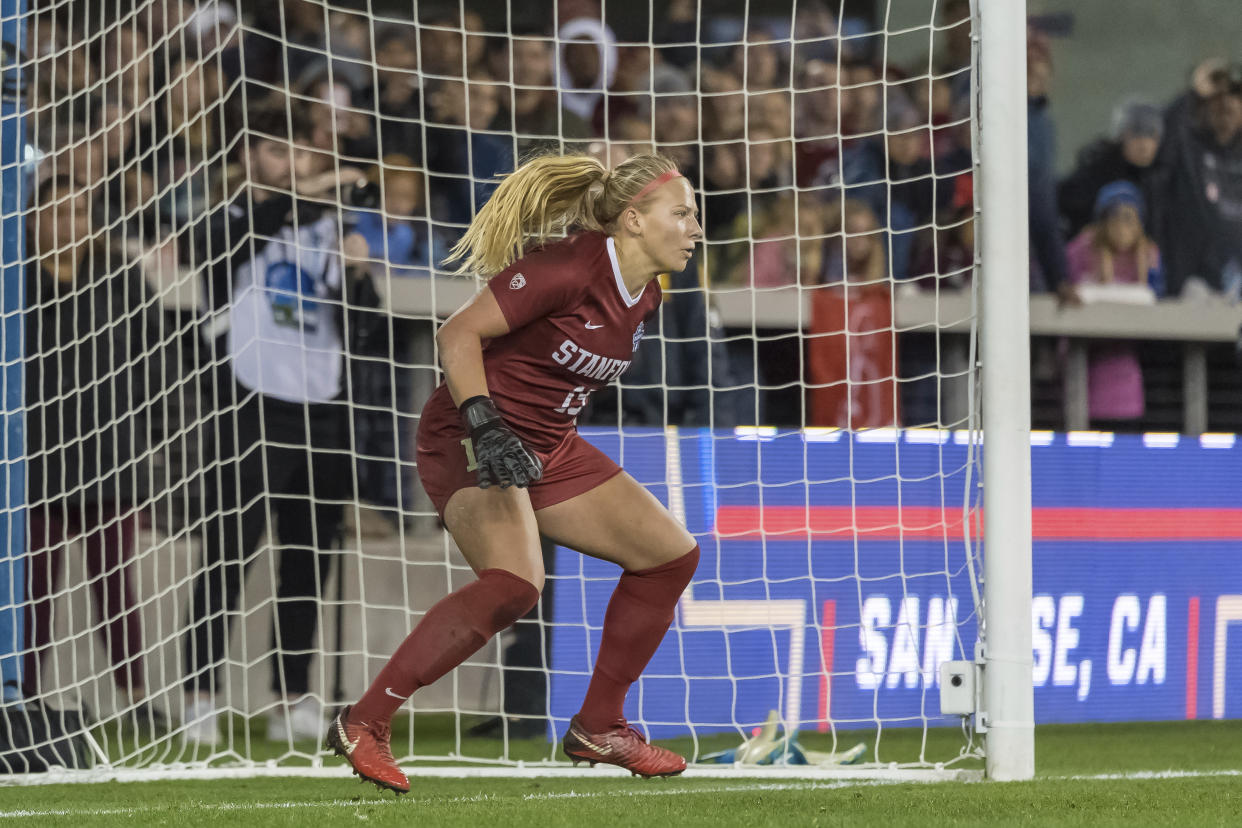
[585,321,605,329]
[384,687,405,699]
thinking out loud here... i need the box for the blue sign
[548,429,1242,736]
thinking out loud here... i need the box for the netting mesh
[0,0,983,778]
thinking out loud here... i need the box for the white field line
[1055,769,1242,781]
[1,770,1240,819]
[0,780,899,818]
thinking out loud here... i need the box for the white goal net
[0,0,1032,782]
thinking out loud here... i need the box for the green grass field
[0,719,1239,826]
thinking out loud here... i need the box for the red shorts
[416,398,623,517]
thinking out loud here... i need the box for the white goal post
[976,0,1035,782]
[0,0,1032,783]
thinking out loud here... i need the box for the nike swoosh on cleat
[570,728,613,755]
[335,720,358,755]
[585,322,605,329]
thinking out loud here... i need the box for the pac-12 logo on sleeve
[509,272,526,290]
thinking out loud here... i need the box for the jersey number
[555,386,590,416]
[460,438,479,472]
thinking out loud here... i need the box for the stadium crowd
[23,2,1236,422]
[29,1,1242,438]
[16,0,1242,738]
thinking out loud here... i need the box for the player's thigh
[442,485,545,590]
[533,472,696,572]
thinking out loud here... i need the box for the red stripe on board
[818,600,836,734]
[1186,597,1200,720]
[714,506,1242,541]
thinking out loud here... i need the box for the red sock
[576,546,699,732]
[351,568,540,724]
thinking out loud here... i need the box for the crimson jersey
[429,231,661,453]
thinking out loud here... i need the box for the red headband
[629,170,683,205]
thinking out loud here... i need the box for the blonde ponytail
[445,151,682,276]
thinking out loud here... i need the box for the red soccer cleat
[562,715,687,778]
[326,706,410,795]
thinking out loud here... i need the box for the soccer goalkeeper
[327,151,702,793]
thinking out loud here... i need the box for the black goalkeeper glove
[459,396,543,489]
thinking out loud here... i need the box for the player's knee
[667,544,700,591]
[630,543,699,589]
[475,568,542,636]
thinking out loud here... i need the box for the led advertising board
[548,429,1242,736]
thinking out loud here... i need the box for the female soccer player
[327,152,703,793]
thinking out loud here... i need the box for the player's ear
[622,204,643,236]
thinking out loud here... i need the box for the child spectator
[807,198,897,428]
[352,154,448,279]
[1064,180,1165,424]
[818,198,886,287]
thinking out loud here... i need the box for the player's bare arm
[435,285,511,405]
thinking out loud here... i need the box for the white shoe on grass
[183,699,222,747]
[267,696,325,742]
